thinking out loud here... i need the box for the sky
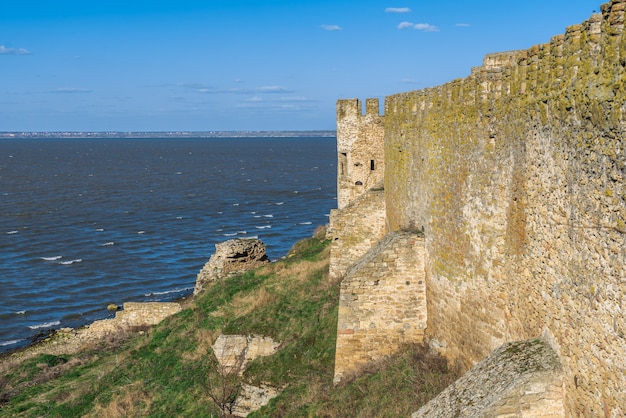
[0,0,603,132]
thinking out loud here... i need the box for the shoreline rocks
[0,302,182,366]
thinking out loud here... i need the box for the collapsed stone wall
[81,302,182,338]
[383,1,626,415]
[195,238,269,295]
[413,337,565,417]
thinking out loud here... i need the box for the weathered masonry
[329,1,626,416]
[335,98,385,210]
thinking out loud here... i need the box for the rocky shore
[0,238,269,375]
[0,300,186,370]
[1,237,280,417]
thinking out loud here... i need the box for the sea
[0,136,337,353]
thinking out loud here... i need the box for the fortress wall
[334,231,427,383]
[328,187,387,280]
[384,1,626,415]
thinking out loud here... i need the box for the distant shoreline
[0,130,336,139]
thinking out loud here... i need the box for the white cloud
[414,23,438,32]
[278,96,314,102]
[256,85,292,93]
[0,45,31,55]
[49,88,92,94]
[385,7,411,13]
[455,23,470,27]
[397,22,439,32]
[321,24,342,31]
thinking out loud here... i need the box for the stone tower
[336,98,385,209]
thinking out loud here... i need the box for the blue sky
[1,0,601,132]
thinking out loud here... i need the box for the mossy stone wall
[384,1,626,415]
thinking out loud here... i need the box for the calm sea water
[0,137,337,352]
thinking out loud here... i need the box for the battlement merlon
[365,98,380,117]
[337,98,362,120]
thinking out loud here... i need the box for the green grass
[0,232,457,417]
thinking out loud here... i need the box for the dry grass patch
[183,328,219,361]
[211,285,276,320]
[261,257,330,288]
[88,384,152,418]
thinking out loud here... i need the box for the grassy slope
[0,232,457,417]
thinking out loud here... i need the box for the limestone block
[412,338,564,417]
[195,238,269,295]
[231,384,281,417]
[115,302,182,327]
[80,302,181,341]
[212,334,281,375]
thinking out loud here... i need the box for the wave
[263,214,274,218]
[0,339,24,347]
[16,310,26,315]
[58,259,82,265]
[101,242,115,246]
[28,320,61,330]
[96,228,104,231]
[6,230,18,235]
[144,286,194,297]
[256,225,272,229]
[275,202,284,205]
[137,231,146,234]
[237,231,247,234]
[299,221,313,225]
[41,256,62,261]
[223,233,238,237]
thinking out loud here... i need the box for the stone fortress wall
[330,1,626,416]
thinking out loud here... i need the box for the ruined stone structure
[72,302,182,342]
[413,338,565,417]
[330,1,626,416]
[194,238,270,295]
[212,334,283,417]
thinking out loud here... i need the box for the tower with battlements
[335,98,385,210]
